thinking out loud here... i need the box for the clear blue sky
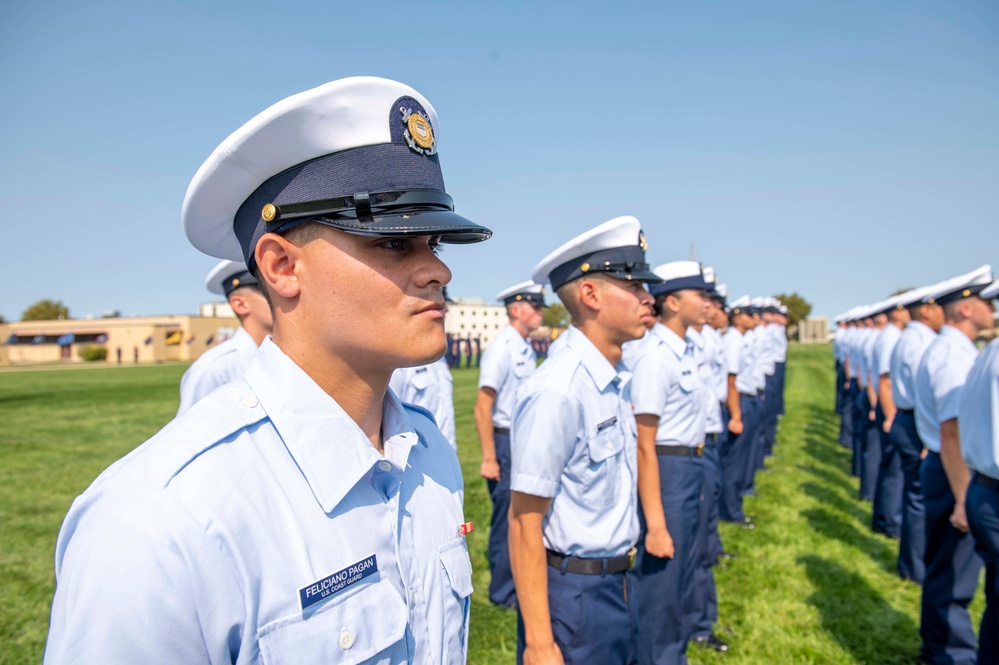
[1,0,996,323]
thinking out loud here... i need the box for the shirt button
[378,460,392,472]
[241,393,258,408]
[606,442,614,451]
[339,629,355,650]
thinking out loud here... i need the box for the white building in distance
[446,297,507,347]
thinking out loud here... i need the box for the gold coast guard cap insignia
[639,231,648,253]
[400,106,436,156]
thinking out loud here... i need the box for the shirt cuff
[510,473,557,498]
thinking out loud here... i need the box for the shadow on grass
[799,554,920,664]
[802,507,897,576]
[801,481,869,526]
[798,462,858,498]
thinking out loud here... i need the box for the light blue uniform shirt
[704,325,729,405]
[758,324,777,376]
[632,323,707,446]
[478,324,537,429]
[833,329,845,363]
[510,326,639,558]
[390,357,456,452]
[46,339,473,665]
[177,325,258,415]
[959,338,999,480]
[723,327,756,395]
[853,329,871,389]
[862,328,879,388]
[746,328,767,391]
[621,328,655,372]
[688,326,723,435]
[773,324,788,363]
[914,325,979,453]
[872,324,902,379]
[890,321,937,411]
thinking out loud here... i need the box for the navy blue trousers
[517,568,638,665]
[855,390,880,499]
[890,410,926,583]
[743,395,767,497]
[839,379,856,450]
[835,361,846,414]
[761,372,780,459]
[635,454,704,665]
[486,431,516,607]
[686,437,721,640]
[776,361,786,417]
[852,386,867,478]
[872,403,903,538]
[967,476,999,665]
[920,452,982,665]
[720,396,761,522]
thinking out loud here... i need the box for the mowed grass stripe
[0,345,982,664]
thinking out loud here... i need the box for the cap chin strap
[264,189,453,227]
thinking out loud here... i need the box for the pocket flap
[439,538,474,599]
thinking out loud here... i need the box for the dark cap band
[222,270,260,297]
[549,245,661,291]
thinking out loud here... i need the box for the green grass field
[0,345,984,664]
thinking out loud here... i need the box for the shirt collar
[652,322,689,359]
[244,338,423,514]
[907,320,935,339]
[563,325,623,391]
[686,326,706,349]
[940,324,977,354]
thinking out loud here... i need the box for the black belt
[493,427,510,435]
[656,443,704,457]
[897,408,914,415]
[546,548,635,575]
[738,392,755,399]
[974,473,999,491]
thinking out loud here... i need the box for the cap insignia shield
[400,107,436,156]
[639,231,648,253]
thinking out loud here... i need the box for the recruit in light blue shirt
[687,325,723,435]
[872,323,902,379]
[177,325,259,416]
[959,338,999,479]
[631,323,707,446]
[914,325,979,453]
[959,337,999,480]
[390,357,456,452]
[723,327,756,395]
[510,325,639,559]
[745,328,767,391]
[46,338,472,665]
[773,324,788,363]
[890,321,937,411]
[478,324,537,429]
[703,324,729,404]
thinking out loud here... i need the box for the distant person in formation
[44,76,491,663]
[870,295,910,539]
[719,296,760,528]
[630,261,719,663]
[475,280,545,608]
[914,265,993,665]
[509,215,659,664]
[958,278,999,665]
[176,260,273,415]
[888,286,943,584]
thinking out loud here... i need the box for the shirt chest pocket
[584,422,624,508]
[679,371,699,394]
[512,358,533,379]
[438,537,474,664]
[257,580,408,665]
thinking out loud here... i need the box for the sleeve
[630,351,670,416]
[45,491,243,665]
[510,387,578,498]
[478,340,508,391]
[875,338,894,377]
[177,360,223,417]
[935,353,977,423]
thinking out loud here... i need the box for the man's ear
[577,278,601,313]
[228,291,251,318]
[255,232,302,300]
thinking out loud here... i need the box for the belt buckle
[695,443,704,457]
[627,547,637,570]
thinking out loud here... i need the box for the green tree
[773,292,812,329]
[0,313,6,324]
[542,302,570,329]
[21,299,70,321]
